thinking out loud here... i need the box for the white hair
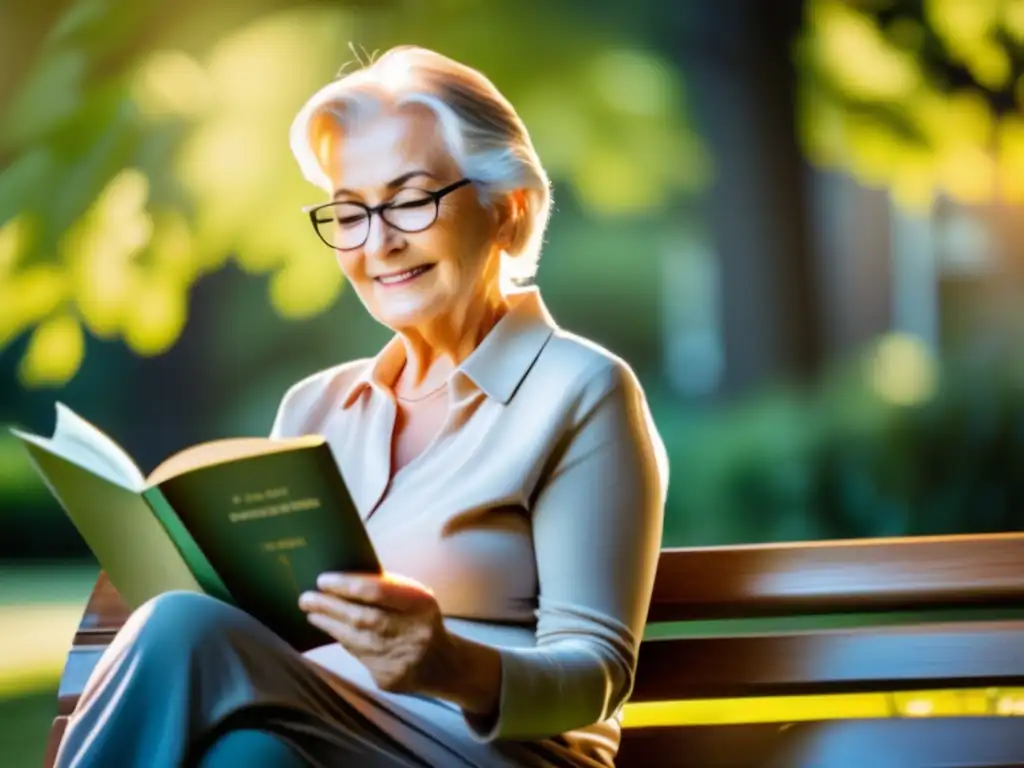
[289,45,552,287]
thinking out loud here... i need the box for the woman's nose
[363,214,403,260]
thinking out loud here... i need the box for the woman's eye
[390,192,433,209]
[331,205,368,228]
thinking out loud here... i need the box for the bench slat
[67,534,1024,631]
[57,619,1024,710]
[76,573,130,635]
[43,716,68,768]
[631,621,1024,701]
[650,533,1024,622]
[58,646,108,715]
[617,717,1024,767]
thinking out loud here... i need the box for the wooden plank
[58,622,1024,715]
[58,646,106,715]
[43,716,68,768]
[51,574,127,720]
[72,534,1024,632]
[631,621,1024,701]
[649,533,1024,622]
[75,573,130,636]
[617,718,1024,768]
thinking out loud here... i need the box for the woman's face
[317,103,502,333]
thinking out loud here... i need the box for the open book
[12,404,380,651]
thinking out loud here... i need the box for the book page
[10,403,146,491]
[16,442,203,608]
[146,434,325,486]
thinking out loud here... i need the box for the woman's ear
[495,190,526,251]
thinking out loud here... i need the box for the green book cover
[11,403,380,652]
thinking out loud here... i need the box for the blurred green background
[5,0,1024,763]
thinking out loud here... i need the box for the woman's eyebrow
[332,170,438,200]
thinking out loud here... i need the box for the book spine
[142,487,235,604]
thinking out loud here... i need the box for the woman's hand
[298,572,455,695]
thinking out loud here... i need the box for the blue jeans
[198,730,309,767]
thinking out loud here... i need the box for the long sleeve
[464,360,668,741]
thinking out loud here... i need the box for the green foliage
[0,0,707,388]
[797,0,1024,208]
[0,688,57,768]
[658,333,1024,546]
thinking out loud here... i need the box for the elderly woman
[55,46,667,768]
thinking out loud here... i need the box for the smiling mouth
[374,264,436,286]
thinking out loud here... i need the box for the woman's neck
[394,292,509,395]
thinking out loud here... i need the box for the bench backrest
[621,533,1024,765]
[44,533,1024,767]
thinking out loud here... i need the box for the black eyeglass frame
[302,178,474,251]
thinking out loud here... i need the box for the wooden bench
[45,533,1024,767]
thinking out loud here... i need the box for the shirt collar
[341,288,556,409]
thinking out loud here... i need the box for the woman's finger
[299,591,386,630]
[305,610,390,656]
[316,573,428,612]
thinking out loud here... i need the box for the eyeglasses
[303,178,473,251]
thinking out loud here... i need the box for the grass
[0,563,99,697]
[0,686,61,768]
[0,563,99,767]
